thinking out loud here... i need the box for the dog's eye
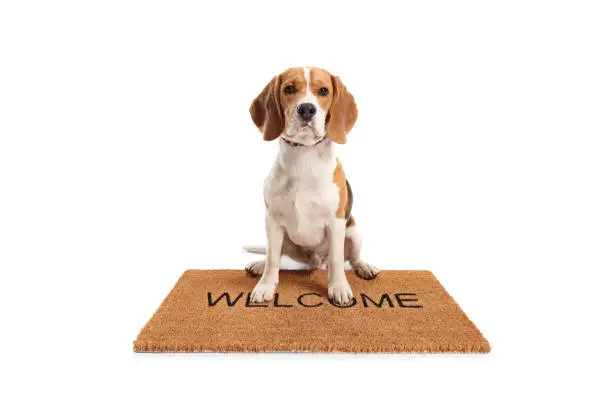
[318,87,329,96]
[283,85,296,94]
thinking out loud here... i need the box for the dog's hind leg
[344,218,380,280]
[245,260,265,276]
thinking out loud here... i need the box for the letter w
[207,292,244,307]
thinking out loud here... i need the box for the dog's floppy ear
[250,75,284,141]
[326,75,358,144]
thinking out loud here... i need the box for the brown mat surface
[134,270,490,353]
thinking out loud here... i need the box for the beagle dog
[245,67,379,305]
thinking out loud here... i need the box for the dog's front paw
[250,280,276,303]
[352,260,380,280]
[328,280,354,305]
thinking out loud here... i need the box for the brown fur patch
[346,215,356,227]
[278,67,306,126]
[345,180,354,226]
[250,75,284,141]
[250,67,309,141]
[309,67,334,112]
[333,159,348,219]
[327,75,358,144]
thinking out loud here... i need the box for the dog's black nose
[297,103,316,121]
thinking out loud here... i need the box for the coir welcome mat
[134,270,490,353]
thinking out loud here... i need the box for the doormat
[134,269,490,353]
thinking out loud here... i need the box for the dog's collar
[281,135,328,147]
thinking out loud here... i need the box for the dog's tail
[242,245,267,255]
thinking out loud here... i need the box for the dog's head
[250,67,357,145]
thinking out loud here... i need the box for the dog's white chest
[265,154,339,248]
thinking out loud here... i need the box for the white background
[1,0,611,406]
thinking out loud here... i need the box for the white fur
[251,136,353,304]
[250,212,284,302]
[265,139,338,248]
[242,245,266,254]
[326,217,352,303]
